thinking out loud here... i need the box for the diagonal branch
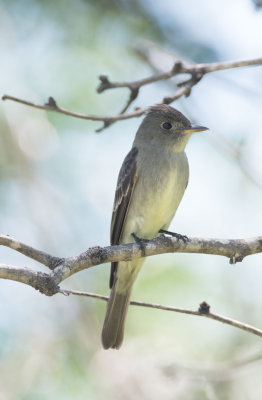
[2,56,262,131]
[61,289,262,339]
[1,94,147,127]
[0,234,62,269]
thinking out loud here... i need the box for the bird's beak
[182,125,209,133]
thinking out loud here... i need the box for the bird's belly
[122,166,188,242]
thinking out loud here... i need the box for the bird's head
[136,104,208,152]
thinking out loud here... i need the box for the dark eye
[162,122,172,130]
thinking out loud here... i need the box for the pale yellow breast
[122,150,189,243]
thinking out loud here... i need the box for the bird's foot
[159,229,188,244]
[131,233,149,256]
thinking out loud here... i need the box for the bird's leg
[131,233,149,257]
[159,229,188,243]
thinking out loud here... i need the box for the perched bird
[102,104,208,349]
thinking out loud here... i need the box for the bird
[101,104,208,349]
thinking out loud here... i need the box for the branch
[1,233,262,340]
[1,94,147,132]
[53,235,262,284]
[134,44,262,191]
[61,290,262,339]
[0,264,59,295]
[97,57,262,95]
[1,233,262,285]
[0,234,62,269]
[2,56,262,131]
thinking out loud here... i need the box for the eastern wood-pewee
[102,104,208,349]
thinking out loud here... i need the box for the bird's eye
[162,122,172,130]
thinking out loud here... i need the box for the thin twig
[60,289,262,339]
[2,56,262,131]
[97,58,262,93]
[96,57,262,113]
[1,94,147,126]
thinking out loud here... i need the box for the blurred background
[1,0,262,398]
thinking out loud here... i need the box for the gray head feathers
[134,104,195,152]
[146,104,191,128]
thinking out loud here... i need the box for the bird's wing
[109,146,139,288]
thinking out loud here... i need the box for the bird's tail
[101,283,132,350]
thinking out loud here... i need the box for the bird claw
[159,229,188,243]
[131,233,148,256]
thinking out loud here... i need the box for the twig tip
[97,75,112,93]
